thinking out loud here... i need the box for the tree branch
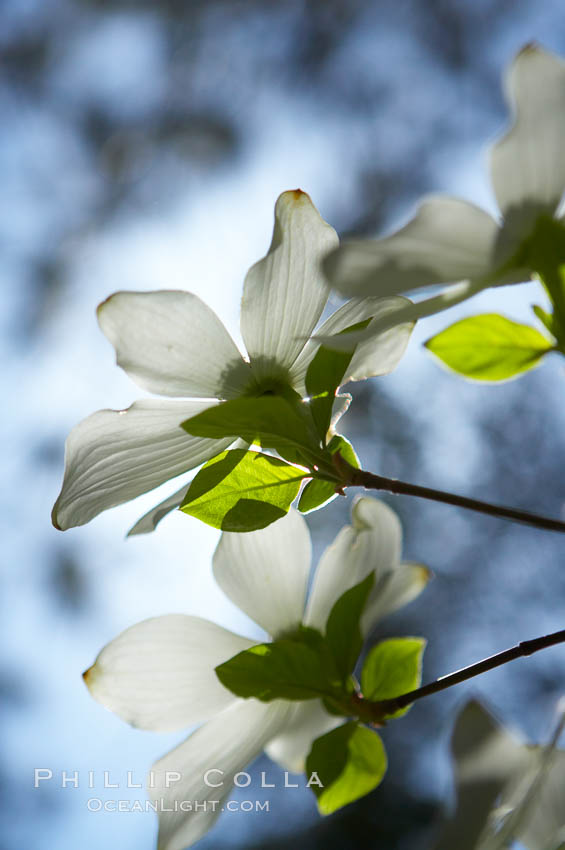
[368,629,565,718]
[333,454,565,534]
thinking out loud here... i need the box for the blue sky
[3,2,565,848]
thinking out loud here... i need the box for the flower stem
[368,629,565,719]
[332,454,565,534]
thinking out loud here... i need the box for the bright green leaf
[215,631,341,702]
[327,434,360,468]
[306,722,387,815]
[298,435,360,514]
[275,444,314,468]
[181,395,322,462]
[325,574,374,680]
[180,449,306,532]
[361,637,426,718]
[425,314,554,381]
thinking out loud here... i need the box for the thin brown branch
[334,454,565,533]
[368,629,565,718]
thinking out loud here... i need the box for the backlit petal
[213,509,311,638]
[324,197,500,299]
[362,562,431,635]
[434,700,534,850]
[305,498,402,633]
[127,483,190,536]
[84,615,254,731]
[317,280,488,353]
[151,699,291,850]
[265,700,342,773]
[491,45,565,225]
[290,296,414,391]
[241,190,337,382]
[98,290,250,398]
[52,399,231,530]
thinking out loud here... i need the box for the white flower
[83,498,429,850]
[436,699,565,850]
[323,45,565,346]
[52,190,413,534]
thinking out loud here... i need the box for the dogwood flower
[52,190,413,534]
[83,498,429,850]
[435,699,565,850]
[323,45,565,347]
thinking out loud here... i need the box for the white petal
[127,483,189,536]
[509,750,565,850]
[83,615,254,731]
[213,509,311,638]
[150,699,291,850]
[241,190,338,382]
[330,393,352,432]
[453,701,530,783]
[265,700,342,773]
[362,562,431,635]
[346,308,413,382]
[317,279,488,353]
[52,400,232,530]
[324,197,500,299]
[305,526,357,630]
[434,700,533,850]
[290,296,414,391]
[305,497,402,632]
[491,45,565,223]
[98,290,250,398]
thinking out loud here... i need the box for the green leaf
[327,433,360,467]
[532,304,557,339]
[325,574,374,680]
[215,631,341,702]
[306,345,354,442]
[298,436,360,514]
[361,637,426,718]
[322,696,355,717]
[528,218,565,350]
[528,217,565,286]
[304,316,372,443]
[306,722,387,815]
[425,314,554,381]
[298,478,338,513]
[181,395,322,462]
[180,449,306,532]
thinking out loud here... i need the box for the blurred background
[3,0,565,847]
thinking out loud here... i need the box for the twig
[333,454,565,534]
[369,629,565,717]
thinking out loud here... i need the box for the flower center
[242,372,299,402]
